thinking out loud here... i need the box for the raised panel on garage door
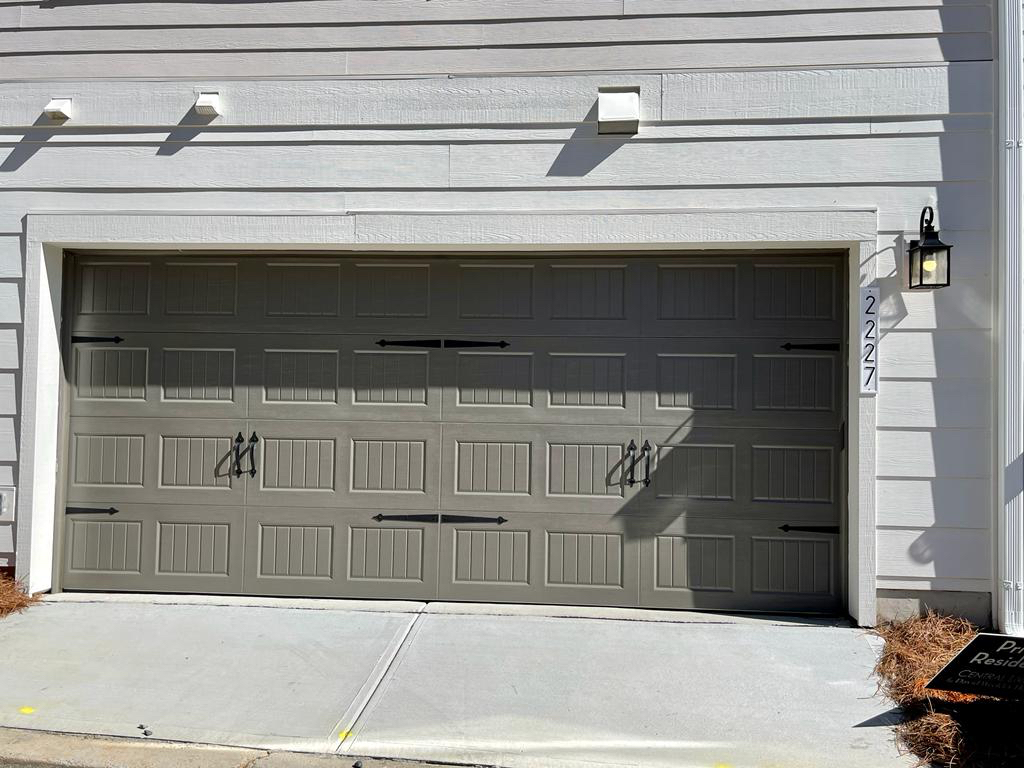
[67,417,246,507]
[438,511,640,606]
[632,427,840,524]
[440,424,640,515]
[64,504,245,594]
[442,338,641,426]
[437,259,643,338]
[246,420,441,511]
[72,256,267,334]
[71,334,248,421]
[242,506,440,600]
[637,516,838,613]
[249,258,455,336]
[640,256,843,339]
[245,334,442,423]
[639,338,842,430]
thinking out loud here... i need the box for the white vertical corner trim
[15,238,63,594]
[851,240,878,627]
[998,0,1024,635]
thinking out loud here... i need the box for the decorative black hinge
[443,339,510,349]
[778,524,840,534]
[375,339,443,349]
[65,506,119,515]
[374,339,510,349]
[71,335,124,344]
[780,342,840,351]
[372,513,440,523]
[441,514,508,525]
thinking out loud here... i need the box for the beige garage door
[62,253,844,613]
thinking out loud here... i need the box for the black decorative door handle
[640,440,652,487]
[246,432,259,478]
[232,432,244,477]
[625,440,638,487]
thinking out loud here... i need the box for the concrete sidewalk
[0,596,909,768]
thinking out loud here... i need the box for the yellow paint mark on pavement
[18,707,35,715]
[713,764,733,768]
[338,730,351,741]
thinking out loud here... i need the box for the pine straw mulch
[0,573,39,619]
[873,612,1024,768]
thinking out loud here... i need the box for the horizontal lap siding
[0,3,994,78]
[0,2,997,597]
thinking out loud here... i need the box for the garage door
[62,253,844,613]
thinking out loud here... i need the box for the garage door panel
[246,420,441,510]
[71,334,249,420]
[634,427,840,524]
[641,257,843,339]
[640,339,841,429]
[66,417,245,506]
[444,259,643,338]
[440,424,640,514]
[63,504,245,594]
[438,511,640,606]
[244,258,457,336]
[71,256,265,334]
[442,339,641,425]
[243,507,439,599]
[246,335,443,422]
[639,516,840,612]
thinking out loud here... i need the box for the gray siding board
[0,133,990,189]
[0,36,993,80]
[7,0,990,27]
[0,236,22,279]
[0,66,987,128]
[0,9,991,54]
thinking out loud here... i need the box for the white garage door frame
[16,208,879,624]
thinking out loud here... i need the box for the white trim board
[17,208,879,625]
[997,0,1024,636]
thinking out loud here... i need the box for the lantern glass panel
[909,247,923,288]
[921,246,949,287]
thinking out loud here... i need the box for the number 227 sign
[860,286,879,394]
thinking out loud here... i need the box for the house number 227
[860,286,879,394]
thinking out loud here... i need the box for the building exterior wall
[0,0,999,621]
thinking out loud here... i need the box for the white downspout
[998,0,1024,635]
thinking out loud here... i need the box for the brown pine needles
[0,573,39,619]
[873,612,1024,768]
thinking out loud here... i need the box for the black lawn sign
[926,633,1024,700]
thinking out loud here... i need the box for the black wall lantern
[908,206,952,289]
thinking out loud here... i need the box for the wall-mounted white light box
[43,98,73,121]
[194,92,222,117]
[597,87,640,134]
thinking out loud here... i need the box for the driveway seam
[333,605,427,755]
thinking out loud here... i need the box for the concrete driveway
[0,596,909,768]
